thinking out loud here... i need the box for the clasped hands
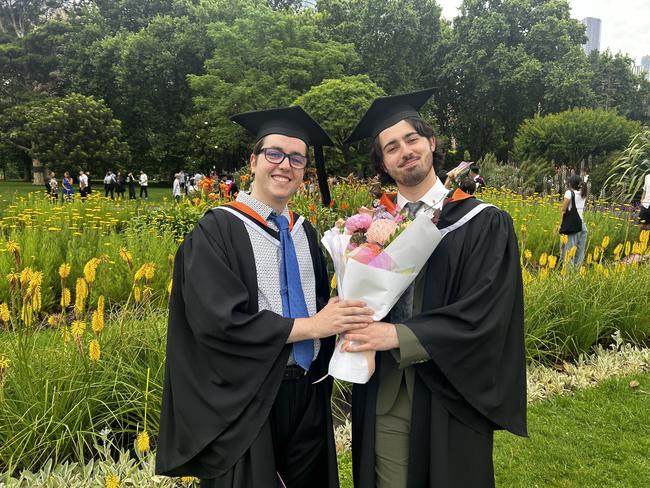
[291,297,398,352]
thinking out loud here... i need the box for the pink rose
[345,213,373,233]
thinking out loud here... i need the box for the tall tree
[0,0,68,38]
[317,0,445,94]
[0,19,70,103]
[0,92,130,183]
[0,2,74,180]
[185,4,358,167]
[441,0,592,160]
[293,75,385,175]
[588,50,650,123]
[91,0,185,33]
[64,14,213,175]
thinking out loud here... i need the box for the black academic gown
[352,197,528,488]
[155,207,338,486]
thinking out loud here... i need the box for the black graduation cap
[344,88,436,144]
[230,106,333,206]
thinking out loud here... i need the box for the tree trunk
[32,158,44,185]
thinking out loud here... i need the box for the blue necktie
[268,213,313,371]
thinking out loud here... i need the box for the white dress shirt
[396,177,449,216]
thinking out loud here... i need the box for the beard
[387,154,434,187]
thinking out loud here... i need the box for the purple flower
[345,213,373,233]
[373,208,394,220]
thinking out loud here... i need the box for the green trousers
[375,380,411,488]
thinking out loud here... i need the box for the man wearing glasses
[156,107,374,487]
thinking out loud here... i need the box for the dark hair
[469,164,480,174]
[436,169,448,182]
[567,174,587,198]
[252,136,266,155]
[459,177,476,195]
[370,116,443,184]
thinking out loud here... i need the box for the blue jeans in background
[562,221,588,266]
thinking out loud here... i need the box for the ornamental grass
[0,309,167,473]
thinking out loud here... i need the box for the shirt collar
[236,191,290,221]
[396,177,448,211]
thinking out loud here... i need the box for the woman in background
[62,171,75,202]
[561,174,588,266]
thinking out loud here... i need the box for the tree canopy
[0,0,648,182]
[0,93,130,180]
[293,75,385,175]
[185,4,357,166]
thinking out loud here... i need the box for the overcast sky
[436,0,650,64]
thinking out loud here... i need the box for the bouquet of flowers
[321,205,443,383]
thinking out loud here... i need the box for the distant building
[581,17,601,55]
[642,55,650,72]
[642,55,650,80]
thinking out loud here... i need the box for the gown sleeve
[402,207,527,436]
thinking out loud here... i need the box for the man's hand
[290,297,374,342]
[339,321,399,352]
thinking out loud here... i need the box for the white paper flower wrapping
[321,214,443,383]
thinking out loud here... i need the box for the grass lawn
[0,181,172,208]
[337,372,650,487]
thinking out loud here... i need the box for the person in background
[638,172,650,231]
[44,171,52,198]
[104,171,115,199]
[179,170,186,195]
[172,173,181,203]
[139,170,149,199]
[79,170,89,199]
[560,174,588,266]
[459,176,477,195]
[116,171,126,199]
[62,171,75,202]
[469,164,485,191]
[194,172,203,189]
[126,172,137,199]
[48,172,58,203]
[186,177,197,196]
[226,174,238,198]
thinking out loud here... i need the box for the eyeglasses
[259,148,308,169]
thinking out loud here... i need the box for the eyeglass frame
[256,147,309,169]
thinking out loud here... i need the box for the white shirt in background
[642,174,650,209]
[564,189,586,220]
